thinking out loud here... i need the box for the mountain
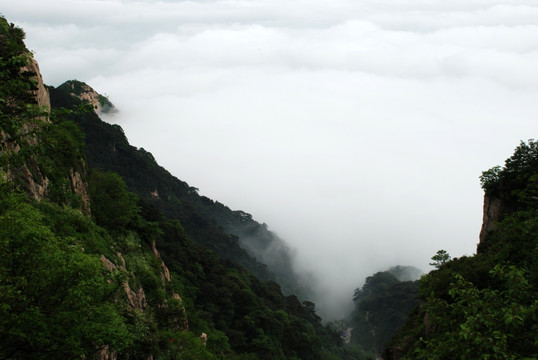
[340,266,421,358]
[0,17,357,360]
[48,80,311,301]
[383,141,538,359]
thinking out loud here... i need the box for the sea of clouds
[5,0,538,319]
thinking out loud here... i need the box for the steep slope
[346,267,420,358]
[0,19,52,201]
[49,81,311,299]
[1,17,355,360]
[0,17,204,359]
[0,21,91,215]
[383,141,538,359]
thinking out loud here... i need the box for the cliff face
[69,166,91,215]
[24,55,50,113]
[2,55,51,201]
[0,26,95,212]
[1,57,92,214]
[478,194,503,244]
[384,141,538,360]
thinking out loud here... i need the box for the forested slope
[346,266,420,358]
[49,82,309,299]
[384,141,538,359]
[0,17,355,360]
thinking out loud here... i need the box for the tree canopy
[385,141,538,359]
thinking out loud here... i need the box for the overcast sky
[4,0,538,319]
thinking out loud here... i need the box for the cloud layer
[5,0,538,319]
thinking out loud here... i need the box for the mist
[4,0,538,320]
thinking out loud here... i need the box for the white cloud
[4,0,538,319]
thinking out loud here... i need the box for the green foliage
[88,170,140,232]
[153,215,354,360]
[386,141,538,359]
[480,140,538,198]
[0,17,93,209]
[0,19,217,359]
[478,209,538,274]
[38,118,85,172]
[350,270,419,355]
[0,188,210,359]
[405,265,537,360]
[479,165,502,192]
[0,18,361,359]
[0,17,48,170]
[35,201,112,257]
[0,195,133,359]
[163,331,216,360]
[36,118,87,206]
[50,81,309,298]
[429,249,451,269]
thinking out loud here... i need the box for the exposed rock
[6,157,49,201]
[106,253,148,311]
[24,55,50,113]
[61,80,117,115]
[1,56,51,201]
[423,309,435,335]
[69,167,91,216]
[479,195,503,244]
[200,333,208,347]
[152,240,171,284]
[161,262,171,283]
[342,327,352,344]
[172,293,189,331]
[97,345,117,360]
[123,281,147,311]
[151,240,160,258]
[1,57,91,213]
[100,253,147,311]
[96,343,152,359]
[116,252,127,270]
[100,255,116,272]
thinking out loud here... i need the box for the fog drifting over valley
[5,0,538,319]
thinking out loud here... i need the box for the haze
[4,0,538,319]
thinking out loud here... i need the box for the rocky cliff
[478,194,503,244]
[384,140,538,360]
[57,80,117,114]
[1,55,92,213]
[0,55,51,201]
[24,55,50,113]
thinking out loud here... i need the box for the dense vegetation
[4,15,537,360]
[344,266,420,358]
[49,82,310,300]
[384,141,538,359]
[0,18,355,359]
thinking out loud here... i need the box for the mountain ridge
[49,80,313,301]
[1,17,357,360]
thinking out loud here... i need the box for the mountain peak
[57,80,117,114]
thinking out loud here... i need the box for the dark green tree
[429,250,451,269]
[406,265,537,360]
[0,195,133,359]
[350,271,419,356]
[88,170,140,231]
